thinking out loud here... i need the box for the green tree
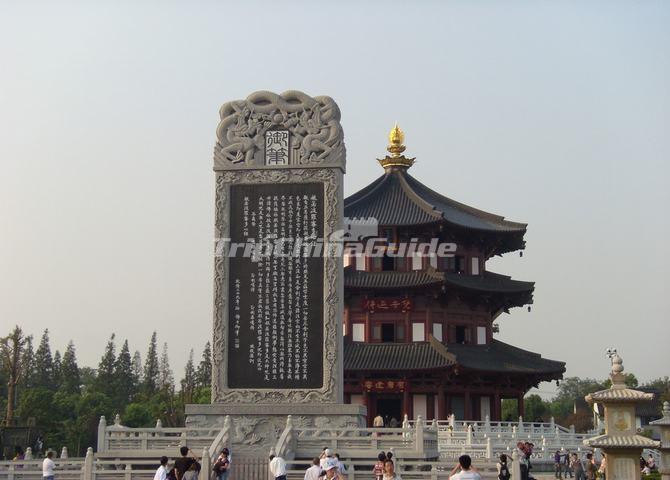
[53,350,62,384]
[123,402,153,428]
[196,342,212,388]
[180,349,196,404]
[524,394,550,422]
[158,342,173,392]
[114,340,134,406]
[20,335,35,388]
[642,377,670,403]
[143,332,159,394]
[60,341,81,394]
[34,329,54,389]
[72,392,113,455]
[1,326,27,425]
[96,334,116,396]
[131,350,142,388]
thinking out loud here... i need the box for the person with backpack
[496,454,510,480]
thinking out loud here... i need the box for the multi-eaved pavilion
[341,125,565,425]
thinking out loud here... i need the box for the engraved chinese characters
[265,130,290,166]
[228,183,324,389]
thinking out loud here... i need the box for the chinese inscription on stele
[227,182,324,389]
[265,130,290,166]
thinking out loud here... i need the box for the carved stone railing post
[415,415,424,453]
[199,447,210,480]
[82,447,94,480]
[466,425,472,446]
[484,415,491,434]
[60,447,68,459]
[512,425,517,442]
[486,437,492,461]
[97,416,107,453]
[24,447,33,460]
[518,416,524,434]
[124,463,132,480]
[8,463,14,480]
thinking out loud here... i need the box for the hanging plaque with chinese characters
[227,182,324,389]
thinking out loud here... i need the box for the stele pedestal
[185,91,366,456]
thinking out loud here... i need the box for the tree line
[502,374,669,433]
[0,326,211,457]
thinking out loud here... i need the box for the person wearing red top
[373,452,386,480]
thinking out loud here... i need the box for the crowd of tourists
[550,448,606,480]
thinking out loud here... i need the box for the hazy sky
[1,1,668,398]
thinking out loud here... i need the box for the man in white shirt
[449,455,481,480]
[42,451,55,480]
[269,454,287,480]
[154,456,169,480]
[303,458,321,480]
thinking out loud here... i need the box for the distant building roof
[344,167,526,253]
[343,337,565,378]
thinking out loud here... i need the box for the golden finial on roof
[378,123,415,170]
[388,123,406,157]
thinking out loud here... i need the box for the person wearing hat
[321,458,343,480]
[319,449,334,471]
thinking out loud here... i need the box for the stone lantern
[650,401,670,480]
[584,349,660,480]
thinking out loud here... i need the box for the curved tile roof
[343,338,565,377]
[584,434,661,449]
[343,267,445,289]
[586,387,655,403]
[344,337,456,371]
[343,268,534,295]
[344,168,527,233]
[445,340,565,376]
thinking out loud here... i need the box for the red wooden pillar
[365,312,372,342]
[464,391,471,420]
[493,390,501,421]
[344,306,351,338]
[403,388,412,419]
[437,386,446,420]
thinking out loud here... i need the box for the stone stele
[185,91,366,454]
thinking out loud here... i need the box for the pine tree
[20,336,35,388]
[34,329,54,389]
[158,342,173,392]
[96,334,116,396]
[53,350,62,385]
[180,349,196,403]
[60,341,81,394]
[196,342,212,388]
[114,340,134,405]
[143,332,159,394]
[131,351,142,389]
